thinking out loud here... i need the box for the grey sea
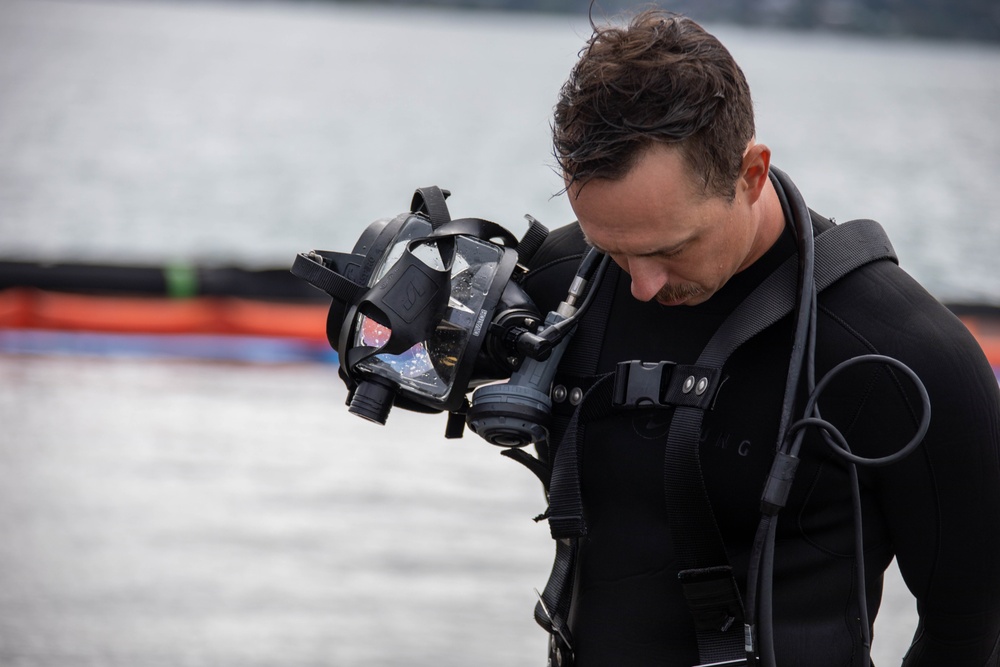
[1,0,999,665]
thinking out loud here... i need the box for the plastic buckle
[535,590,575,667]
[612,360,676,409]
[678,566,745,633]
[546,630,575,667]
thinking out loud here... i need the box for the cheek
[694,233,741,278]
[676,253,725,289]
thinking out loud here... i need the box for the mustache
[656,283,703,303]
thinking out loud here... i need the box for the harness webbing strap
[535,538,578,648]
[410,186,452,228]
[536,218,897,665]
[547,374,614,539]
[532,263,619,659]
[515,216,551,268]
[699,218,895,368]
[290,252,367,304]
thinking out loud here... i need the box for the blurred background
[1,0,998,665]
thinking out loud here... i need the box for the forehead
[567,146,708,253]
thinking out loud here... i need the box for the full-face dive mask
[292,187,605,445]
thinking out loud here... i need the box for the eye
[658,246,684,259]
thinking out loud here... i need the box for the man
[520,9,1000,666]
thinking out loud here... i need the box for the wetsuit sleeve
[824,265,1000,666]
[892,322,1000,666]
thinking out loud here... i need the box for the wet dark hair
[553,9,755,198]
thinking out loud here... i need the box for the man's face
[567,144,763,307]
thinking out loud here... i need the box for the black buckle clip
[678,566,745,633]
[614,360,723,411]
[612,360,676,409]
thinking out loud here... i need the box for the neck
[739,178,787,272]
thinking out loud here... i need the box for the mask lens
[353,232,506,401]
[358,316,435,380]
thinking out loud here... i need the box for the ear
[739,143,771,205]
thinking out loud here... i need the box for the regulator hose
[743,169,931,667]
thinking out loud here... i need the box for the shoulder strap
[537,218,896,665]
[665,218,895,663]
[699,218,894,368]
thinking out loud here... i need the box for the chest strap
[535,217,897,666]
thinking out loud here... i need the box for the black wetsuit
[521,210,1000,666]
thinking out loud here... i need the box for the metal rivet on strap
[552,385,567,403]
[695,377,709,395]
[569,387,584,405]
[682,376,696,394]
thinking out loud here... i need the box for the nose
[624,256,668,302]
